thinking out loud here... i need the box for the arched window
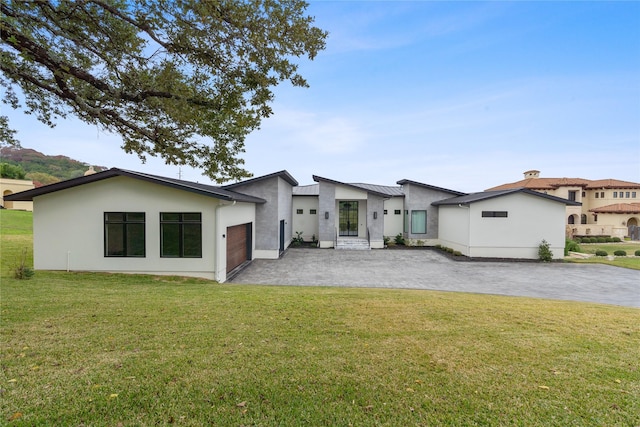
[568,215,575,225]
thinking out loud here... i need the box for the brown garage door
[227,223,251,273]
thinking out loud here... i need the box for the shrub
[383,236,390,246]
[13,248,35,280]
[613,237,622,242]
[538,240,553,262]
[613,250,627,256]
[635,250,640,256]
[595,250,608,257]
[605,237,613,242]
[291,231,304,247]
[394,233,405,246]
[574,237,582,243]
[446,247,454,254]
[453,251,463,256]
[589,237,597,243]
[565,239,581,256]
[596,237,606,243]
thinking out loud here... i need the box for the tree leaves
[0,0,327,182]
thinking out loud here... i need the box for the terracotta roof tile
[589,203,640,214]
[487,177,640,191]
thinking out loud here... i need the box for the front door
[339,201,358,236]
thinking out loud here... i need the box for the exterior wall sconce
[373,211,378,220]
[324,211,329,219]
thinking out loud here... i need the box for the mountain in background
[0,146,106,187]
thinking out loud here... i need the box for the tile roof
[4,168,267,203]
[589,203,640,214]
[487,177,640,191]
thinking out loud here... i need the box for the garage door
[227,223,251,273]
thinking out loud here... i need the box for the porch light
[373,211,378,219]
[325,211,329,219]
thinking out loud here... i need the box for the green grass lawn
[2,210,639,425]
[566,241,640,270]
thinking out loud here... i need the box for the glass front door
[339,201,358,236]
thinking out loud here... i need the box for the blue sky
[2,1,639,192]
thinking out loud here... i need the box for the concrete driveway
[230,248,640,308]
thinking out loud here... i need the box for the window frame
[410,210,427,234]
[160,212,202,258]
[482,211,508,218]
[309,209,317,215]
[296,209,303,214]
[104,212,146,257]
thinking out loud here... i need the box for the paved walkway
[230,248,640,308]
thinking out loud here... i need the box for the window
[626,192,631,198]
[601,192,605,198]
[404,210,408,233]
[595,192,599,199]
[581,214,587,224]
[613,192,618,198]
[568,191,577,201]
[411,210,427,234]
[296,209,303,214]
[104,212,145,257]
[383,209,388,215]
[310,209,317,215]
[160,213,202,258]
[633,192,637,198]
[482,211,508,218]
[394,209,401,215]
[582,191,586,197]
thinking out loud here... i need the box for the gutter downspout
[215,200,236,282]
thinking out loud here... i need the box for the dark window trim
[104,212,146,257]
[296,209,303,214]
[482,211,508,218]
[394,209,401,215]
[310,209,317,214]
[160,212,202,258]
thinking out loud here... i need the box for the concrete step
[336,238,370,250]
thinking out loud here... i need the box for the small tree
[538,240,553,262]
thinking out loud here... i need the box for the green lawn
[1,210,639,425]
[566,241,640,270]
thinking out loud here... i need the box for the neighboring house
[6,167,582,281]
[432,189,581,259]
[0,178,35,211]
[487,170,640,239]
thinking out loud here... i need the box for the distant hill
[0,147,106,186]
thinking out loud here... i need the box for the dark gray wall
[318,181,336,243]
[402,183,457,241]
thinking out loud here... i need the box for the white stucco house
[5,167,581,281]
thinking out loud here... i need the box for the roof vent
[524,170,540,179]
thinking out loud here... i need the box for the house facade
[487,170,640,239]
[0,177,34,210]
[6,167,584,282]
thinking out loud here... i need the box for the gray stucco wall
[228,177,293,252]
[318,181,336,244]
[367,194,385,245]
[403,183,459,241]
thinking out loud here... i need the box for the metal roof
[292,184,319,196]
[432,188,582,206]
[3,168,267,203]
[396,179,466,196]
[222,170,298,189]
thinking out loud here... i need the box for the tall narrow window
[404,210,409,233]
[104,212,145,257]
[160,213,202,258]
[568,191,577,201]
[613,192,618,198]
[411,210,427,234]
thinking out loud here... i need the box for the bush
[613,250,627,256]
[565,239,581,256]
[635,250,640,256]
[394,233,405,246]
[452,251,463,256]
[605,237,614,243]
[538,240,553,262]
[596,237,606,243]
[595,250,608,257]
[589,238,597,243]
[574,237,582,243]
[613,237,622,243]
[13,248,34,280]
[383,236,390,246]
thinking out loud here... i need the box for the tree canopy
[0,0,327,182]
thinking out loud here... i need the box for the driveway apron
[230,248,640,308]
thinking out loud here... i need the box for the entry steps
[336,237,370,250]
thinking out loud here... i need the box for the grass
[1,210,639,425]
[566,241,640,270]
